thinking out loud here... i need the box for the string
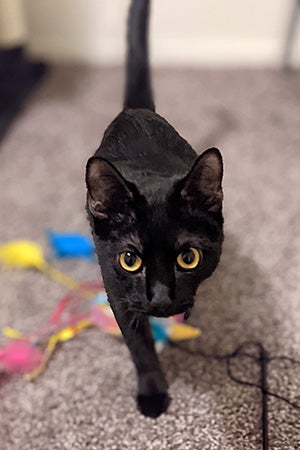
[169,340,300,450]
[41,264,79,290]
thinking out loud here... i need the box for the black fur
[86,0,224,418]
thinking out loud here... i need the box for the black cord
[169,340,300,450]
[260,345,268,450]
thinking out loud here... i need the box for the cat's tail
[123,0,155,111]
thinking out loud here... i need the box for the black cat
[85,0,224,418]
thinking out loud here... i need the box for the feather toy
[0,239,200,379]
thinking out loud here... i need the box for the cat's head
[86,148,223,318]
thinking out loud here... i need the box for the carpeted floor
[0,66,300,450]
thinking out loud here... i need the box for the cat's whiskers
[128,305,147,315]
[117,297,129,305]
[116,295,147,315]
[128,314,142,332]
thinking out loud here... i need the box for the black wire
[260,345,268,450]
[169,340,300,450]
[269,355,300,365]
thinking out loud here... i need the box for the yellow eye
[119,251,143,273]
[177,247,201,270]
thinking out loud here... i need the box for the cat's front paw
[137,392,170,418]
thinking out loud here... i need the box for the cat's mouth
[128,300,194,318]
[147,303,194,318]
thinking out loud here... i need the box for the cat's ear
[180,148,223,212]
[86,157,136,221]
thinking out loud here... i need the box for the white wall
[0,0,27,45]
[24,0,300,67]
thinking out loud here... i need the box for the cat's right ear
[85,157,136,222]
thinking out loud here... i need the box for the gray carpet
[0,66,300,449]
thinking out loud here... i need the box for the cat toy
[0,239,201,379]
[0,239,79,289]
[46,231,95,259]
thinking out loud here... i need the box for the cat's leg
[109,301,170,418]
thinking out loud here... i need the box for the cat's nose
[149,282,173,308]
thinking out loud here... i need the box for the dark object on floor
[172,340,300,450]
[0,46,47,143]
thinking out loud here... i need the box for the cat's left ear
[180,147,223,212]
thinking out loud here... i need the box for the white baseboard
[28,37,300,68]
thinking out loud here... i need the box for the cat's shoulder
[96,108,196,164]
[104,108,176,140]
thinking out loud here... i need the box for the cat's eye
[119,251,143,273]
[177,247,201,270]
